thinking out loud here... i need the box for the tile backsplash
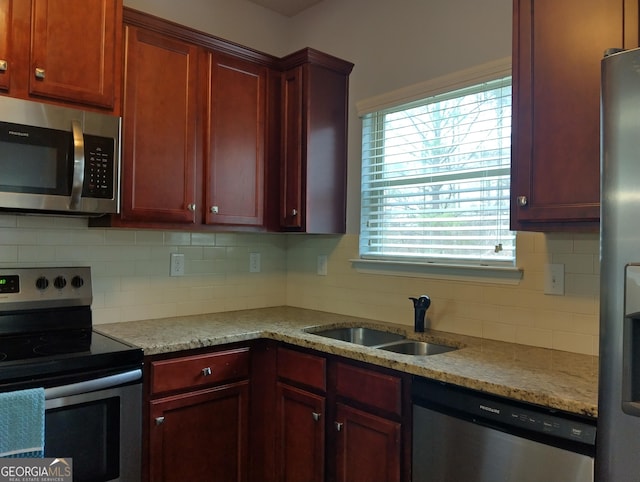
[0,214,600,355]
[285,232,600,356]
[0,214,287,324]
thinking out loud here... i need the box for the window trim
[355,57,519,282]
[350,258,523,285]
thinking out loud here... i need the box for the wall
[0,1,290,325]
[287,0,514,232]
[281,0,600,355]
[123,0,291,56]
[0,214,287,325]
[286,233,600,355]
[0,0,601,356]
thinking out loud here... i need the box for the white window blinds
[360,76,515,266]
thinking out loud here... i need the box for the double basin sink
[308,326,456,356]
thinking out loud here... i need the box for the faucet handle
[409,295,431,310]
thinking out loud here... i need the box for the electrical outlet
[170,253,185,277]
[317,255,328,276]
[544,263,564,295]
[249,252,261,273]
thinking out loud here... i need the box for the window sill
[349,258,523,285]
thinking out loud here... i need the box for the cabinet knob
[0,60,7,72]
[335,421,343,431]
[517,196,528,207]
[201,367,212,377]
[290,208,298,217]
[155,416,165,426]
[35,67,45,80]
[187,203,196,212]
[312,412,321,422]
[210,206,219,214]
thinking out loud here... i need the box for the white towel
[0,388,45,458]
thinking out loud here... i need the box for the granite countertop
[95,306,599,418]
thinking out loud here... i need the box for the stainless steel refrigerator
[599,47,640,481]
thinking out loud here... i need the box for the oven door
[44,369,142,482]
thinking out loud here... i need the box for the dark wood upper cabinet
[2,0,122,111]
[279,49,354,233]
[107,10,277,230]
[511,0,639,231]
[204,52,266,227]
[0,0,11,92]
[119,24,199,224]
[91,9,353,234]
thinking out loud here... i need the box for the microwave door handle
[69,120,85,211]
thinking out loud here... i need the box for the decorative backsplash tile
[0,214,600,355]
[285,232,600,355]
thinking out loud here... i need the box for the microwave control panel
[83,134,115,199]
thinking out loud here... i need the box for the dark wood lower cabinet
[273,345,409,482]
[276,382,326,482]
[145,346,251,482]
[145,342,410,482]
[149,381,249,482]
[334,402,401,482]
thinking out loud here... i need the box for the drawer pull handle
[201,367,212,376]
[335,421,343,431]
[35,67,45,80]
[155,416,165,425]
[312,412,321,422]
[0,60,7,72]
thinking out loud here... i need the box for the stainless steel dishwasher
[412,377,596,482]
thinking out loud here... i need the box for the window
[359,70,515,267]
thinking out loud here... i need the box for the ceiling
[247,0,323,16]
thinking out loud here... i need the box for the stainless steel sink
[309,326,457,356]
[310,327,405,346]
[378,340,457,356]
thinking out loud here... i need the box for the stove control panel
[0,267,92,309]
[0,275,19,294]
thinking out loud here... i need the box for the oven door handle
[44,369,142,400]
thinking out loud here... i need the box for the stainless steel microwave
[0,96,121,215]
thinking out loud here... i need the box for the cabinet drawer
[277,347,326,392]
[150,347,250,395]
[335,362,402,416]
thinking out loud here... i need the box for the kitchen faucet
[409,295,431,332]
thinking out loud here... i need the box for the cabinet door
[0,0,10,91]
[149,382,249,482]
[511,0,638,230]
[29,0,121,108]
[204,52,266,226]
[280,66,304,230]
[334,402,401,482]
[279,51,352,234]
[276,383,325,482]
[120,25,199,224]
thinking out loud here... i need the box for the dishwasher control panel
[412,377,596,446]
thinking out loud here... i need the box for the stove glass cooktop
[0,267,143,390]
[0,329,143,388]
